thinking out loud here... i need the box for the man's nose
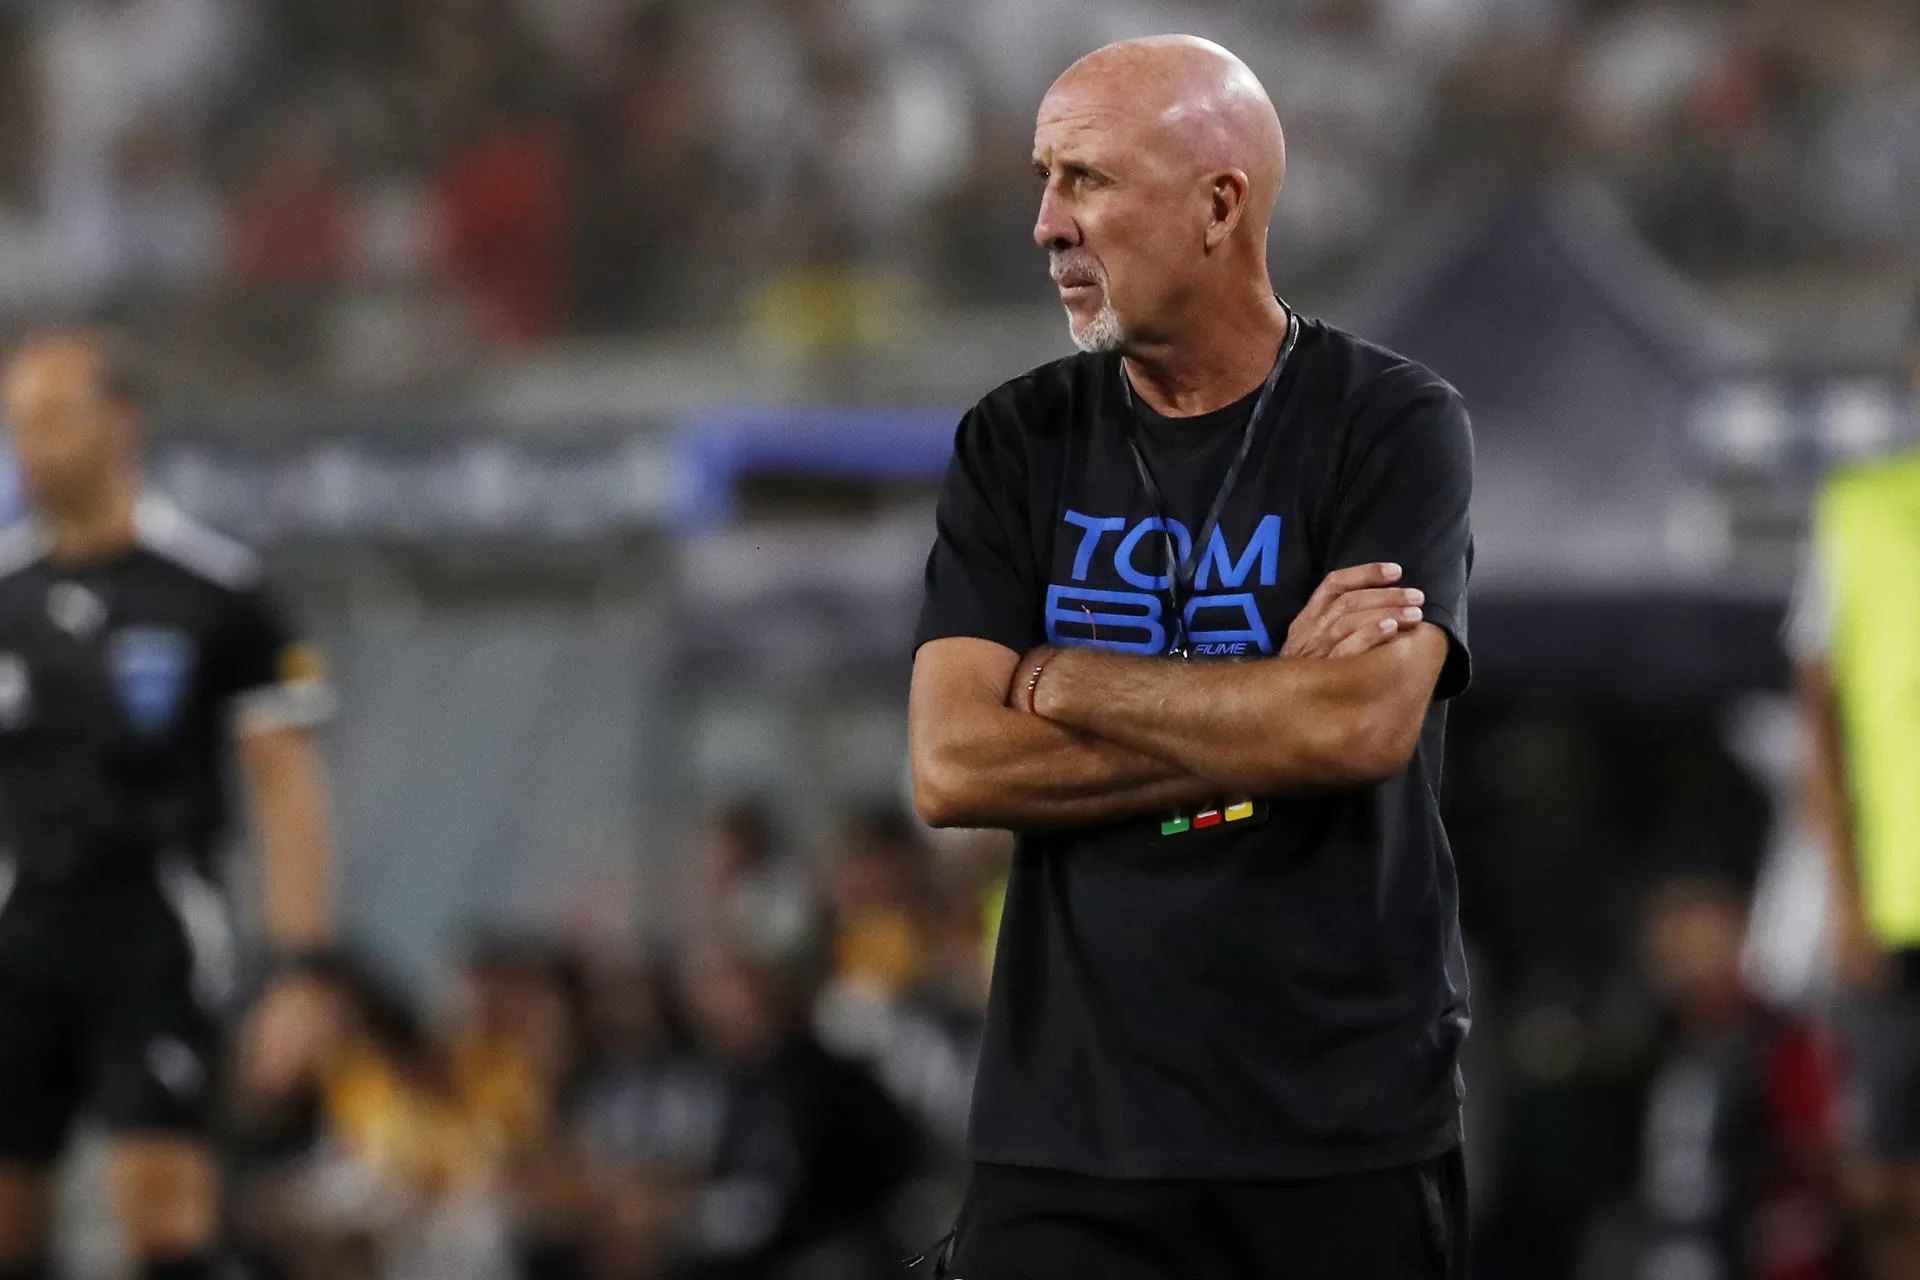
[1034,186,1078,251]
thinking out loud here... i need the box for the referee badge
[47,582,107,639]
[109,627,195,734]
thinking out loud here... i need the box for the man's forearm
[242,730,334,948]
[1797,663,1862,902]
[912,703,1217,828]
[1033,630,1441,793]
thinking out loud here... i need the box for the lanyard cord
[1119,308,1301,656]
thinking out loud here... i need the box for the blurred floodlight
[1817,381,1900,461]
[1664,491,1732,572]
[1694,381,1787,472]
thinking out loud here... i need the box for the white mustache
[1050,253,1103,288]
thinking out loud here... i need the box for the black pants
[941,1149,1468,1279]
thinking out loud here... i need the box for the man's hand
[231,969,341,1119]
[1280,562,1426,660]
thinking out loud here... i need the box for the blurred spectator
[447,934,584,1149]
[673,932,918,1280]
[422,0,568,348]
[1458,699,1779,1279]
[570,0,737,331]
[681,800,813,952]
[229,951,517,1280]
[570,954,716,1174]
[0,10,54,314]
[446,935,596,1280]
[817,806,932,999]
[812,809,984,1159]
[1578,877,1846,1280]
[29,0,249,304]
[566,954,724,1278]
[224,108,354,374]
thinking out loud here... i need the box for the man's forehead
[1033,91,1160,161]
[11,340,99,380]
[5,345,105,402]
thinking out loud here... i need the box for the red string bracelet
[1025,652,1058,715]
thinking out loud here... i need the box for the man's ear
[1204,170,1251,251]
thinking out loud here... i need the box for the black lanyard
[1120,309,1301,657]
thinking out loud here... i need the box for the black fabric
[1121,315,1297,656]
[0,540,304,889]
[915,317,1475,1179]
[1887,947,1920,996]
[943,1148,1469,1280]
[515,1237,590,1280]
[0,884,221,1162]
[1841,988,1920,1159]
[135,1254,216,1280]
[0,1260,50,1280]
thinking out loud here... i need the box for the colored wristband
[1025,653,1057,715]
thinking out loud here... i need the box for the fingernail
[1383,563,1402,579]
[1406,589,1424,604]
[1379,618,1396,631]
[1402,607,1422,621]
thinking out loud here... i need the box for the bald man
[909,37,1473,1278]
[0,332,334,1280]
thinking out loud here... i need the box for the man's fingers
[1329,604,1423,639]
[1328,611,1419,657]
[1302,563,1404,619]
[1326,587,1424,618]
[1321,562,1403,595]
[1284,566,1415,660]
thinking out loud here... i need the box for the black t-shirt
[914,316,1474,1179]
[0,497,331,891]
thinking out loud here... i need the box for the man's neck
[1122,291,1289,418]
[42,480,140,565]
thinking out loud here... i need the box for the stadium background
[0,0,1916,1276]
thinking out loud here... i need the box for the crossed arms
[910,563,1453,830]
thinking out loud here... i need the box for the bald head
[1033,36,1287,355]
[1055,36,1285,222]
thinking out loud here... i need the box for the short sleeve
[914,407,1038,656]
[1326,378,1475,699]
[211,580,336,734]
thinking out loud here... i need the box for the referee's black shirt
[0,496,329,891]
[915,316,1474,1179]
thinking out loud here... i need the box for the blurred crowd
[221,803,1005,1280]
[207,703,1871,1280]
[1448,695,1857,1280]
[0,0,1916,388]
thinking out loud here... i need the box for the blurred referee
[909,36,1474,1279]
[0,331,335,1280]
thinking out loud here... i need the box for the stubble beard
[1070,294,1124,354]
